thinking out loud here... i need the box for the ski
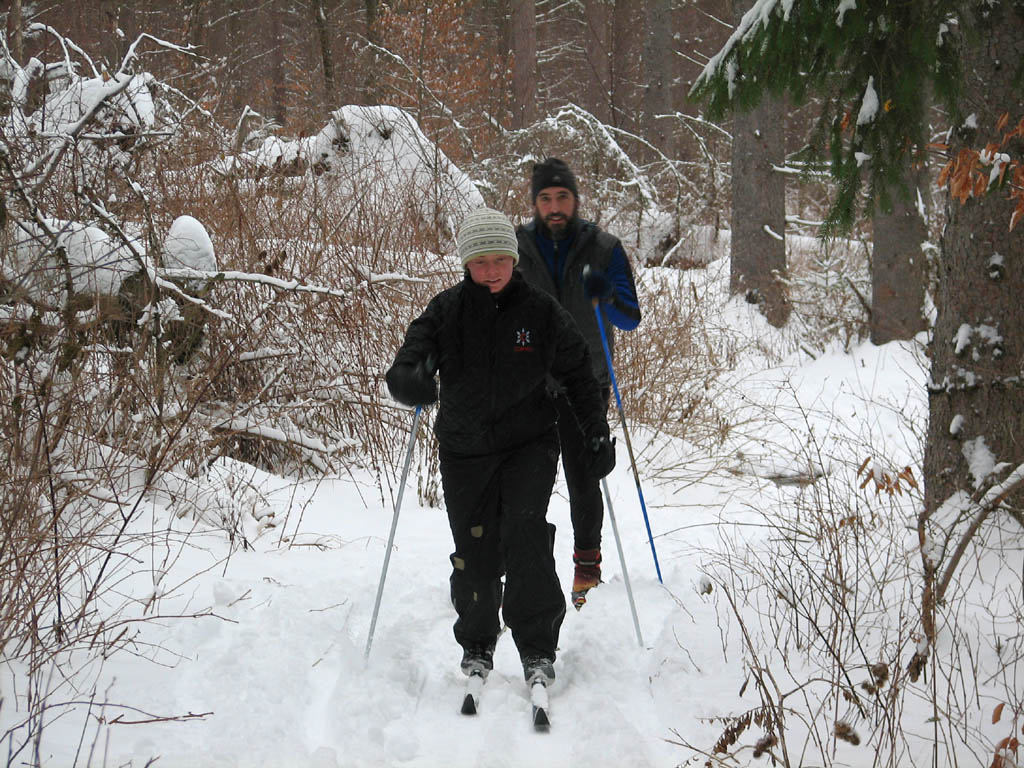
[530,680,550,730]
[461,669,485,715]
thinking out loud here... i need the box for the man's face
[534,187,576,237]
[466,252,516,293]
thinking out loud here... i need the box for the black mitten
[582,265,614,301]
[583,422,616,478]
[386,358,437,407]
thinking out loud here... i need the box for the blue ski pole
[592,301,662,583]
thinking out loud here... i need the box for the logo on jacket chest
[514,328,534,352]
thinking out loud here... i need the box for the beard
[544,214,569,238]
[536,207,577,241]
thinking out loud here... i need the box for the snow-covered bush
[0,30,485,756]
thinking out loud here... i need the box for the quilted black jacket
[387,271,606,457]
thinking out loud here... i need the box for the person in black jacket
[385,207,614,688]
[516,158,642,607]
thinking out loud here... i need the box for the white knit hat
[456,208,520,267]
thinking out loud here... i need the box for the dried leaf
[996,159,1011,187]
[993,702,1005,724]
[974,173,989,198]
[937,160,953,187]
[713,713,752,754]
[857,456,872,476]
[900,467,919,489]
[859,469,873,490]
[752,734,777,758]
[834,721,861,745]
[996,112,1010,132]
[907,651,926,682]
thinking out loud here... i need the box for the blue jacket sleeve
[604,244,641,331]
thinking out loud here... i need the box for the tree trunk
[363,0,380,103]
[311,0,336,105]
[185,0,206,50]
[642,0,672,155]
[923,4,1024,521]
[225,0,247,114]
[730,95,790,327]
[510,0,537,129]
[609,0,640,132]
[8,0,24,63]
[870,164,929,344]
[270,6,287,126]
[582,0,611,124]
[99,1,124,72]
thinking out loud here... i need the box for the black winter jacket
[387,272,606,457]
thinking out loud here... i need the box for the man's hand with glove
[385,356,437,407]
[582,265,614,302]
[583,421,616,478]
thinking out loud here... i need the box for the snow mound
[163,215,216,272]
[4,219,138,300]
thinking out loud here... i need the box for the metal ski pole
[365,404,422,662]
[602,477,644,647]
[592,301,663,583]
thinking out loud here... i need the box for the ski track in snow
[32,470,714,768]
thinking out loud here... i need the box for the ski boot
[571,547,602,609]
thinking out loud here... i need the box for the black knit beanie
[531,158,578,201]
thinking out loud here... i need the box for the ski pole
[365,405,422,661]
[602,477,644,647]
[592,301,663,583]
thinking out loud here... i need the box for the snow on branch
[115,33,195,78]
[26,22,100,77]
[359,40,475,157]
[156,268,348,300]
[933,462,1024,605]
[691,0,785,96]
[216,416,344,457]
[545,103,659,210]
[352,264,431,287]
[21,72,150,192]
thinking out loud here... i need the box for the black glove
[385,357,437,407]
[583,422,616,479]
[582,265,614,302]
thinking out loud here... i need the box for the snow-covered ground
[4,304,947,768]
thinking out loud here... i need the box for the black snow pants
[440,431,566,662]
[555,387,610,551]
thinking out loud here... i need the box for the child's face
[466,253,515,293]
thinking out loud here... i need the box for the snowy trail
[67,468,714,768]
[11,337,935,768]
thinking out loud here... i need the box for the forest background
[2,1,1023,766]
